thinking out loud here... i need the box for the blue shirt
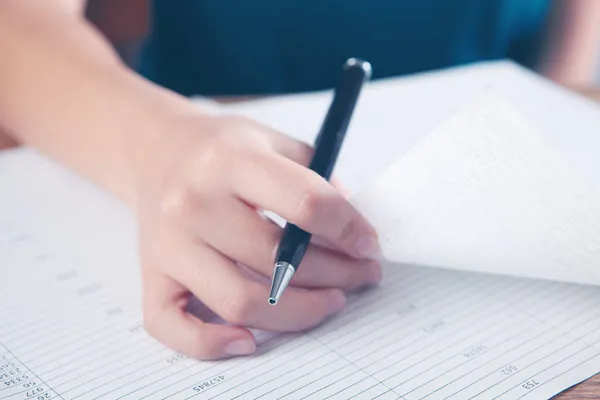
[138,0,551,96]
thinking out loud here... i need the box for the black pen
[268,58,372,305]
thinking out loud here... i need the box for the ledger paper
[1,93,600,400]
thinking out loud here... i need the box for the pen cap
[344,58,372,79]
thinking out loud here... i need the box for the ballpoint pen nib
[268,262,296,305]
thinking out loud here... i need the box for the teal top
[138,0,552,96]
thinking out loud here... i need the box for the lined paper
[2,218,600,400]
[3,80,600,398]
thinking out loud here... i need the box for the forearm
[538,0,600,86]
[0,2,192,209]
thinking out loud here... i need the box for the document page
[2,88,600,399]
[352,92,600,286]
[1,219,600,400]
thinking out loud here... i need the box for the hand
[0,126,19,151]
[135,113,381,360]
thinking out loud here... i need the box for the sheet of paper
[351,92,600,286]
[2,195,600,400]
[2,61,600,399]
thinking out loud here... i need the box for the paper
[2,61,600,399]
[215,61,600,195]
[2,210,600,400]
[352,92,600,286]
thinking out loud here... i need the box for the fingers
[170,238,347,332]
[330,176,351,199]
[141,270,256,360]
[264,130,314,167]
[263,131,351,198]
[230,150,380,260]
[187,197,380,291]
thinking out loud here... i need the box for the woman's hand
[0,0,380,361]
[136,113,381,360]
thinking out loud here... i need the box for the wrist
[115,71,212,215]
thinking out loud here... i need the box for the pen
[268,58,372,305]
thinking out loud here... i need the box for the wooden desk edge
[555,374,600,399]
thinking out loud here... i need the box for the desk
[556,375,600,399]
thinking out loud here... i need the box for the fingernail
[224,339,255,356]
[354,233,380,259]
[327,290,347,315]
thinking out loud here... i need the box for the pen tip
[268,262,296,306]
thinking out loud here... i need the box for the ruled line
[490,334,600,399]
[0,341,64,400]
[517,350,600,399]
[49,337,161,387]
[179,268,519,397]
[404,288,600,399]
[308,279,538,399]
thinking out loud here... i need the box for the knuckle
[294,181,327,224]
[212,115,261,143]
[219,286,254,325]
[197,135,233,169]
[159,183,202,221]
[243,148,268,176]
[195,130,259,175]
[219,114,252,128]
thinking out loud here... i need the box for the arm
[0,0,190,208]
[0,1,379,360]
[537,0,600,101]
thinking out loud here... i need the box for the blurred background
[86,0,600,87]
[86,0,148,67]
